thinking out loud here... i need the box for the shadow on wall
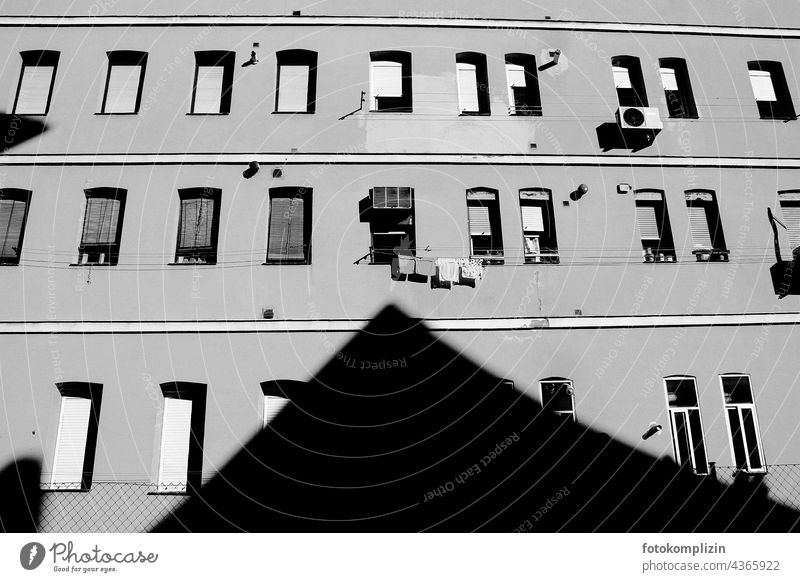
[153,305,800,532]
[596,122,658,152]
[0,112,47,151]
[0,458,42,532]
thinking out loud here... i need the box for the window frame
[265,186,313,265]
[684,189,728,261]
[659,57,698,119]
[455,52,490,115]
[99,50,148,115]
[611,55,648,108]
[664,375,709,475]
[519,188,559,264]
[539,377,576,423]
[0,188,32,266]
[274,49,318,114]
[76,187,127,266]
[719,373,766,474]
[368,186,415,264]
[173,187,222,265]
[747,60,796,121]
[505,53,542,116]
[156,382,206,494]
[634,189,676,262]
[466,188,503,262]
[189,51,235,115]
[369,51,412,113]
[260,380,299,428]
[778,189,800,255]
[12,50,60,116]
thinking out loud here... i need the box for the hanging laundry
[397,256,415,274]
[436,258,460,284]
[459,258,485,281]
[415,257,437,277]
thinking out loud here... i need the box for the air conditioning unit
[616,107,663,130]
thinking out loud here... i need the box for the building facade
[1,0,800,531]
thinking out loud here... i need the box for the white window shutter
[457,63,479,112]
[193,65,224,113]
[749,70,777,101]
[263,396,289,427]
[468,206,491,235]
[636,205,660,240]
[104,65,142,113]
[277,65,310,112]
[506,63,526,88]
[522,205,544,232]
[612,66,632,89]
[51,396,92,489]
[158,397,193,492]
[660,67,679,91]
[687,206,713,248]
[371,61,403,106]
[780,203,800,250]
[16,66,54,114]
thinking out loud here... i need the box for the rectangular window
[540,378,575,423]
[665,377,708,475]
[612,56,648,107]
[520,188,559,264]
[370,51,412,112]
[748,61,796,120]
[78,188,126,266]
[634,190,675,262]
[685,190,727,261]
[721,375,765,473]
[659,58,698,118]
[369,187,415,264]
[778,190,800,254]
[266,187,312,264]
[456,53,490,115]
[275,50,317,113]
[0,189,32,265]
[157,383,206,493]
[49,383,102,491]
[175,188,221,264]
[190,51,234,114]
[263,395,289,427]
[13,50,59,115]
[101,51,147,114]
[505,54,541,116]
[467,189,503,261]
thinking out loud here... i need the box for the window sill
[758,116,797,121]
[147,490,191,496]
[94,112,139,116]
[459,111,491,116]
[272,110,315,114]
[262,261,311,265]
[667,115,700,120]
[40,486,89,492]
[12,111,47,117]
[186,112,230,116]
[69,263,117,267]
[369,109,413,114]
[168,262,217,266]
[0,262,21,266]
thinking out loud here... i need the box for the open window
[266,187,312,264]
[48,383,103,491]
[634,189,675,262]
[13,50,59,115]
[0,189,32,265]
[540,378,575,423]
[369,51,412,112]
[100,50,147,114]
[369,187,415,264]
[78,188,126,266]
[174,187,221,264]
[659,58,698,118]
[664,376,708,475]
[466,188,503,262]
[748,61,796,120]
[505,53,541,116]
[456,52,490,115]
[778,190,800,255]
[190,51,234,114]
[611,55,648,107]
[275,50,318,113]
[720,374,765,474]
[520,188,559,264]
[684,190,727,261]
[157,382,206,493]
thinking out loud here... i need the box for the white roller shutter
[780,202,800,250]
[193,65,224,113]
[50,396,92,489]
[15,65,54,114]
[263,396,289,427]
[660,67,679,91]
[457,63,479,112]
[158,398,192,492]
[277,65,310,112]
[104,65,142,113]
[687,206,713,248]
[749,70,777,101]
[371,61,402,106]
[636,204,660,240]
[468,205,491,235]
[506,63,526,88]
[522,205,544,232]
[613,66,632,89]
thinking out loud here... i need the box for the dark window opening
[266,187,312,264]
[369,187,415,264]
[78,188,126,266]
[505,53,541,116]
[540,378,575,423]
[370,51,412,112]
[721,374,764,473]
[467,188,503,262]
[685,190,727,261]
[612,55,648,108]
[659,58,698,118]
[520,188,558,264]
[175,187,221,264]
[634,189,675,262]
[0,189,32,265]
[748,60,796,120]
[665,376,708,475]
[456,52,490,115]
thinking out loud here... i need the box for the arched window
[100,50,147,114]
[664,375,708,474]
[719,374,765,473]
[369,51,412,112]
[174,187,222,264]
[611,55,647,107]
[748,60,796,120]
[78,187,126,266]
[633,189,675,262]
[13,50,60,115]
[466,187,503,262]
[157,382,207,493]
[659,57,697,118]
[190,51,235,114]
[505,53,541,115]
[456,52,490,115]
[519,188,558,264]
[0,188,32,265]
[275,49,318,113]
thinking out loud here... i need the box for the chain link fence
[711,464,800,514]
[38,482,190,533]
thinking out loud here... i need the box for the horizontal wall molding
[3,152,800,169]
[1,16,799,39]
[1,312,799,334]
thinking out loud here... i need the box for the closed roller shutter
[749,70,777,101]
[0,197,28,260]
[521,205,544,232]
[51,396,92,489]
[780,202,800,250]
[193,65,224,113]
[15,66,54,114]
[635,204,660,240]
[659,67,679,91]
[263,396,289,427]
[457,63,479,112]
[267,196,305,261]
[468,205,491,235]
[158,398,193,492]
[371,61,402,98]
[687,205,713,248]
[104,65,142,113]
[277,65,310,112]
